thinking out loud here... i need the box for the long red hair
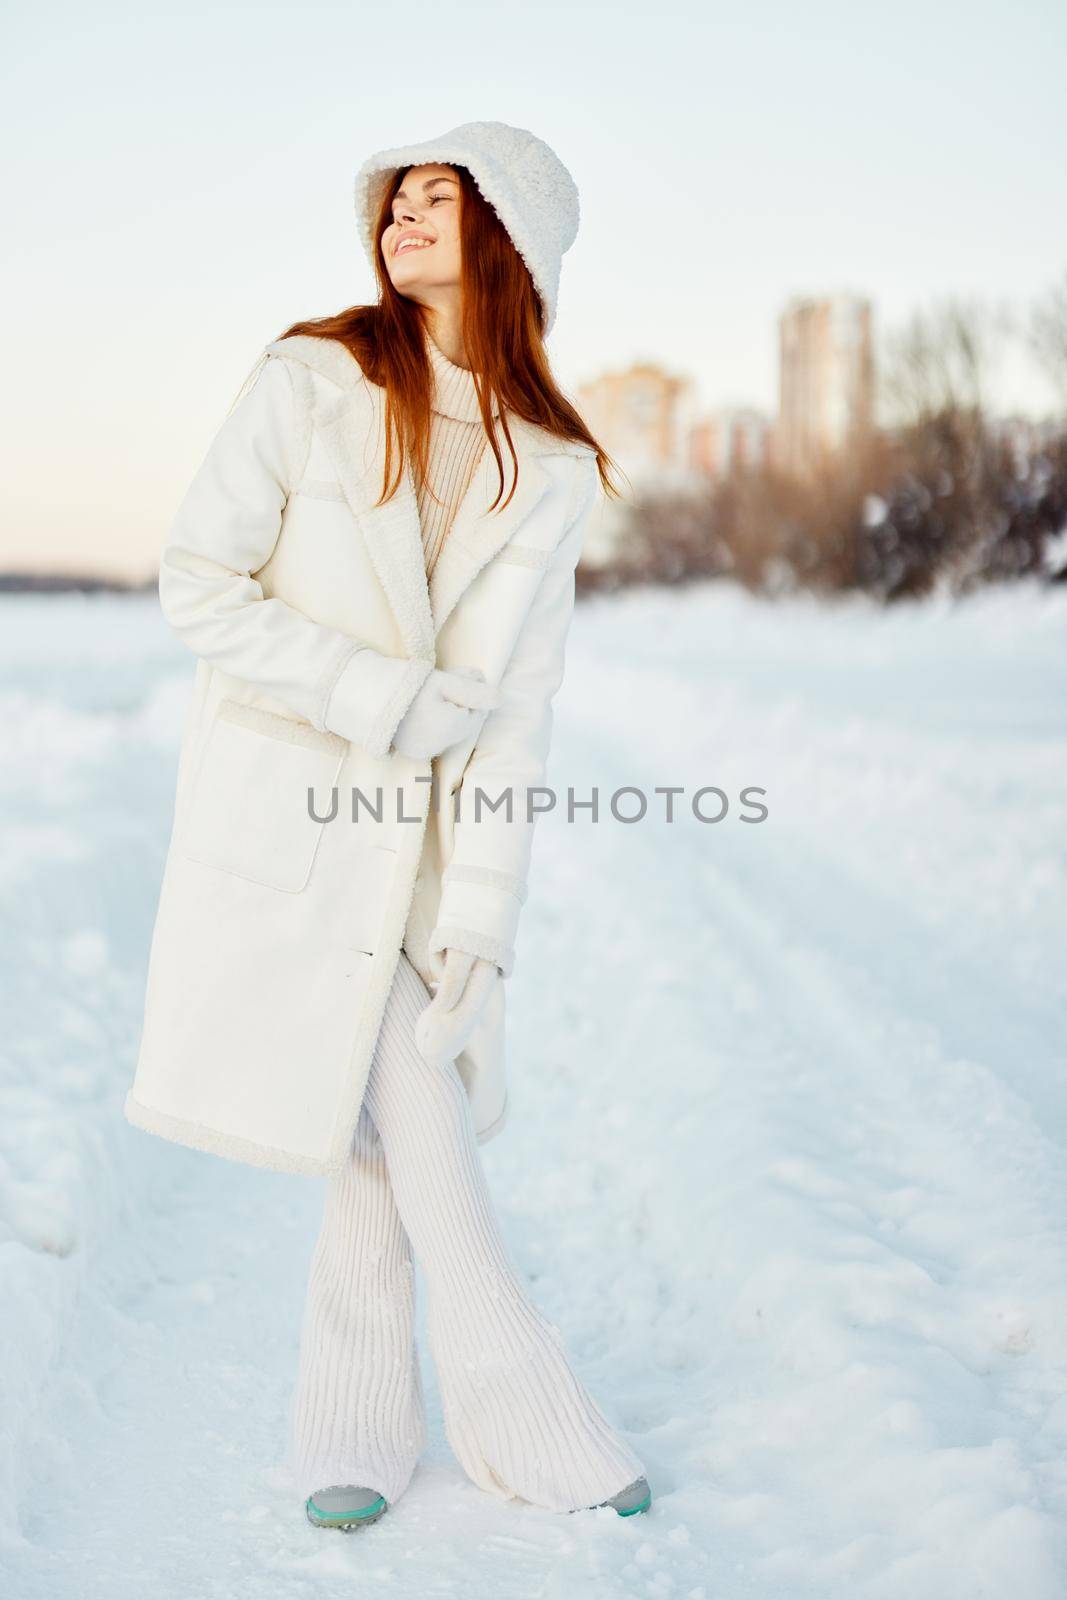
[277,162,622,511]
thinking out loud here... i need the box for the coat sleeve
[158,353,433,758]
[427,454,599,980]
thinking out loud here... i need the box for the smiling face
[381,163,463,300]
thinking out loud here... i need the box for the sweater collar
[424,330,500,422]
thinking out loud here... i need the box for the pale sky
[4,0,1065,578]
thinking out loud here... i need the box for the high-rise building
[576,362,696,480]
[776,294,874,479]
[575,361,701,567]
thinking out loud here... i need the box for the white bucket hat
[354,119,580,338]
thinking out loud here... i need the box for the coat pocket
[179,697,347,894]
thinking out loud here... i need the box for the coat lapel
[316,381,437,662]
[266,335,574,656]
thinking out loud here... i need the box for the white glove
[392,666,501,760]
[415,949,500,1070]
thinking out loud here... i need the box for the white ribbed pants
[285,948,646,1513]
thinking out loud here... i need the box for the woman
[125,119,651,1529]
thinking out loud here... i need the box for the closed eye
[391,193,453,224]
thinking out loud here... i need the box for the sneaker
[581,1476,652,1516]
[305,1484,388,1531]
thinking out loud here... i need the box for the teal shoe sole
[616,1488,652,1515]
[305,1493,387,1531]
[571,1476,653,1516]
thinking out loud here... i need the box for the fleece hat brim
[354,120,580,338]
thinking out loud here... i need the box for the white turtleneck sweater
[418,333,498,576]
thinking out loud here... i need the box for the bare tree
[880,296,1010,431]
[1028,270,1067,410]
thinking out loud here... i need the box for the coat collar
[266,334,592,661]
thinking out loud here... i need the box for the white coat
[124,333,599,1178]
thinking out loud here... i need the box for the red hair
[278,163,621,510]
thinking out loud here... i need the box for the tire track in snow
[540,649,1067,1597]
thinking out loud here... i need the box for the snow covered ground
[2,578,1065,1599]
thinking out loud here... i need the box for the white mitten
[415,948,500,1070]
[392,666,501,760]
